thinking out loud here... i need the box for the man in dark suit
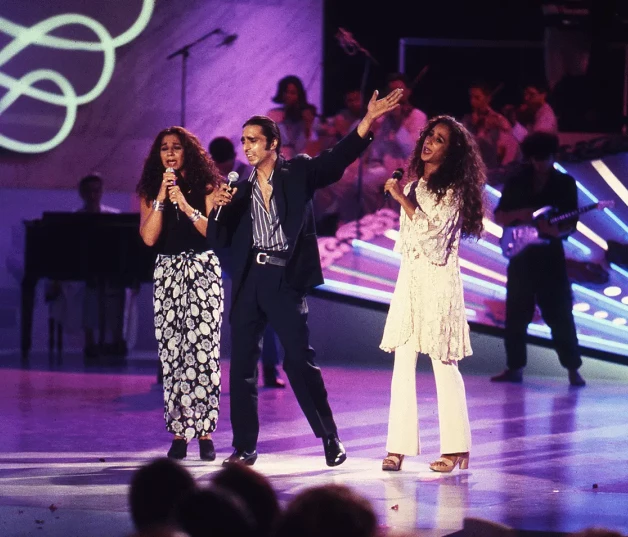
[209,136,286,389]
[207,88,403,467]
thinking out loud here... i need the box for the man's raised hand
[357,88,403,138]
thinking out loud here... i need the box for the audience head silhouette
[175,485,256,537]
[211,463,280,537]
[129,458,196,534]
[275,484,378,537]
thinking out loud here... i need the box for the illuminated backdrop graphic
[0,1,155,153]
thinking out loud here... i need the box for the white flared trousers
[386,342,471,455]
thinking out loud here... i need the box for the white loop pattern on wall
[0,0,154,154]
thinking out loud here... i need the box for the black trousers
[261,326,280,373]
[505,244,581,371]
[229,258,338,452]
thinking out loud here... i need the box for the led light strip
[575,223,607,250]
[591,160,628,208]
[318,279,393,302]
[459,258,507,283]
[611,263,628,281]
[476,238,503,255]
[555,162,628,236]
[482,218,503,239]
[353,230,627,341]
[328,264,396,287]
[527,323,628,353]
[320,278,477,318]
[323,265,628,347]
[574,310,628,334]
[354,238,507,283]
[352,239,400,265]
[362,235,624,312]
[0,1,155,153]
[572,283,628,311]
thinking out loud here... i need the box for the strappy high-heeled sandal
[382,453,404,471]
[429,452,469,473]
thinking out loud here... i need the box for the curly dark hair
[407,115,486,239]
[136,127,222,205]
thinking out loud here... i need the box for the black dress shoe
[199,439,216,461]
[323,434,347,467]
[222,449,258,467]
[167,438,187,460]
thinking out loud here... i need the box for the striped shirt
[249,168,288,252]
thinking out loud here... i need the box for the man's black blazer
[206,128,372,306]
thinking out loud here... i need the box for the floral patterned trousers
[153,250,224,439]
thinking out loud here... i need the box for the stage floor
[1,354,628,537]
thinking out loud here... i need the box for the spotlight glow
[575,222,608,250]
[383,229,399,242]
[612,317,627,326]
[573,302,591,312]
[572,174,628,235]
[593,311,609,319]
[459,258,507,283]
[591,159,628,208]
[603,286,622,297]
[482,219,503,238]
[485,184,502,198]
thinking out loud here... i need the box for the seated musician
[45,174,128,358]
[490,132,585,387]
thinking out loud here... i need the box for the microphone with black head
[214,171,239,222]
[384,168,404,199]
[165,167,180,220]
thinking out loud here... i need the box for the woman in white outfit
[381,115,486,472]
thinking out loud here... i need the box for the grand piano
[21,212,157,358]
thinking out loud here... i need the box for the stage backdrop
[0,0,322,352]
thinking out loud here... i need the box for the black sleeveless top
[158,183,208,255]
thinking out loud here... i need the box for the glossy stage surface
[1,352,628,537]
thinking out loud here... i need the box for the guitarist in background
[490,132,586,387]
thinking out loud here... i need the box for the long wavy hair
[136,127,222,204]
[407,115,486,239]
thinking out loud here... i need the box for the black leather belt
[254,252,287,266]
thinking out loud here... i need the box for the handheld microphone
[214,171,239,222]
[165,167,180,219]
[384,168,404,199]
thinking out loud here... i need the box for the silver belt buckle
[256,252,267,265]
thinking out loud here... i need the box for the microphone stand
[335,28,379,241]
[355,58,371,242]
[166,28,224,127]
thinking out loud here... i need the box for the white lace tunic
[380,178,472,362]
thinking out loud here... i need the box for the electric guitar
[500,200,614,259]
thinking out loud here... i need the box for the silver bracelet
[188,209,201,223]
[152,200,165,212]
